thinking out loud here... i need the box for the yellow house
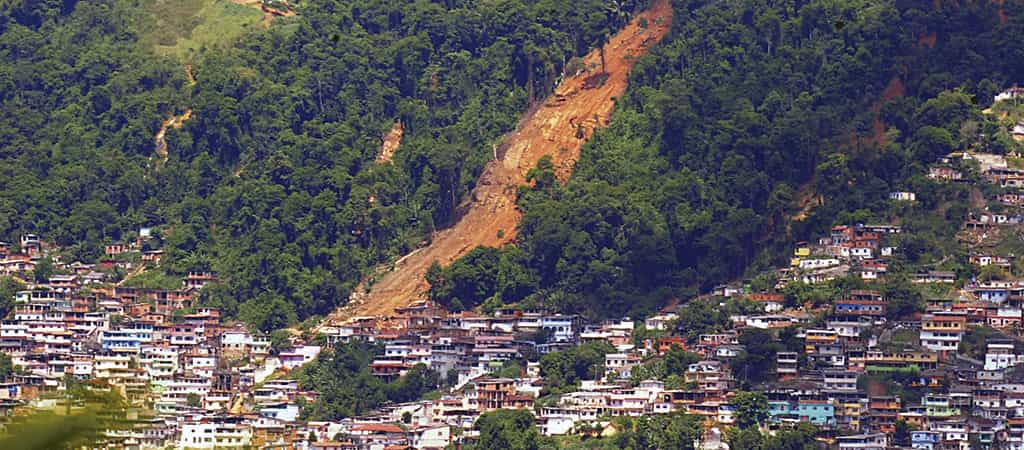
[794,247,811,257]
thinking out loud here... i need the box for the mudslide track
[321,0,674,328]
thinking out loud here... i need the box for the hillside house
[928,166,963,181]
[644,313,678,331]
[920,312,966,353]
[834,299,886,318]
[0,255,34,275]
[105,243,130,256]
[913,271,956,284]
[184,271,217,290]
[971,254,1013,268]
[749,293,785,312]
[889,191,916,201]
[995,87,1024,103]
[142,250,164,263]
[20,234,40,256]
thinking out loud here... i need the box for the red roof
[837,299,885,305]
[351,424,404,433]
[749,293,784,302]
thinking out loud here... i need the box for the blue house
[833,299,886,317]
[911,430,941,450]
[796,400,835,427]
[768,400,795,423]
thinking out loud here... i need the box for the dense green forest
[427,0,1024,319]
[4,0,1024,328]
[0,0,646,330]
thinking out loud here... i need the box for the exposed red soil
[377,121,404,164]
[320,0,675,326]
[917,32,937,49]
[853,75,906,149]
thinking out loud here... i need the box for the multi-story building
[920,312,966,353]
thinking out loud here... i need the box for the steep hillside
[329,0,673,324]
[0,0,653,331]
[426,0,1024,319]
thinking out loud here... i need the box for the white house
[889,191,916,201]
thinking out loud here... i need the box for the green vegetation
[732,391,769,429]
[888,328,920,348]
[732,329,782,388]
[597,414,703,450]
[185,392,201,408]
[0,277,24,319]
[140,0,265,60]
[297,342,439,420]
[4,0,1024,331]
[672,297,760,344]
[0,0,646,330]
[120,269,182,290]
[507,413,706,450]
[0,380,131,450]
[538,341,615,394]
[629,344,700,388]
[727,423,819,450]
[959,325,1003,360]
[471,409,542,450]
[429,0,1024,320]
[0,353,12,380]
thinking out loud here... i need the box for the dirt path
[117,263,148,287]
[317,0,674,329]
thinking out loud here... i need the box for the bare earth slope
[324,0,674,326]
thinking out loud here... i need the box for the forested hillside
[0,0,646,330]
[427,0,1024,319]
[4,0,1024,329]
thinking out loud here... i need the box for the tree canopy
[430,0,1024,319]
[0,0,648,328]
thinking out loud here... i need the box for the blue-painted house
[796,400,835,428]
[911,430,941,450]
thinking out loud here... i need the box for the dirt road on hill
[319,0,674,328]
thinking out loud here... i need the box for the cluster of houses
[10,134,1024,448]
[0,225,1022,449]
[784,223,901,285]
[992,87,1024,143]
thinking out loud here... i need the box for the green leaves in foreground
[0,381,131,450]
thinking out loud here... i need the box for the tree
[0,277,24,320]
[0,353,12,381]
[733,329,781,385]
[472,409,540,450]
[894,420,915,446]
[663,344,700,375]
[883,272,924,319]
[729,423,818,450]
[732,391,769,429]
[33,257,53,284]
[539,341,614,393]
[185,393,201,408]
